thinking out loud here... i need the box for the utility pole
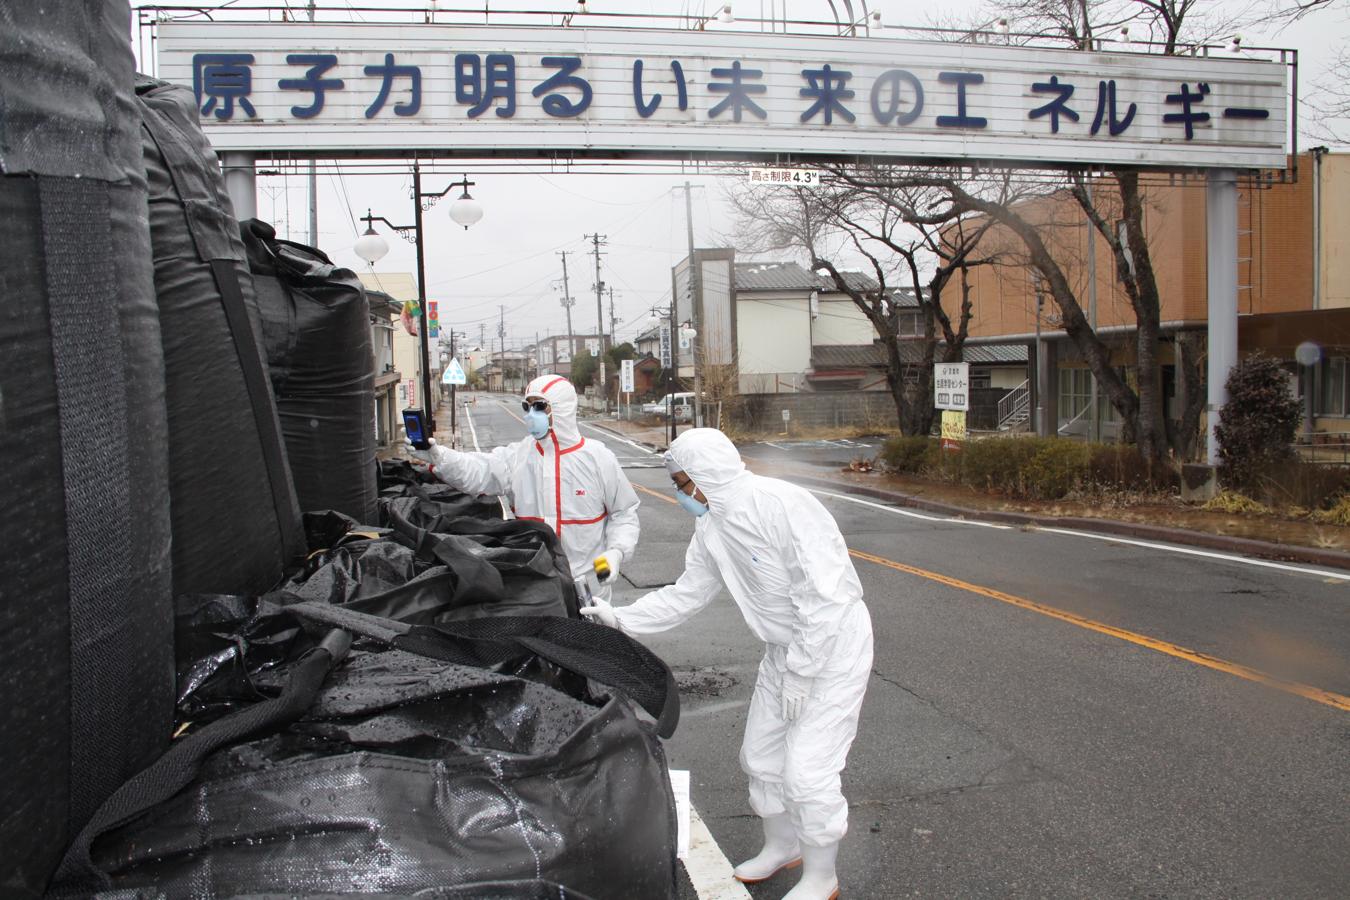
[608,285,619,342]
[478,322,486,349]
[558,250,576,366]
[498,305,506,393]
[682,181,704,427]
[586,233,609,414]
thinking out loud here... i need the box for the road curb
[585,419,1350,572]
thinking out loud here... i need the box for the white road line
[1034,526,1350,581]
[760,441,788,450]
[580,422,659,456]
[686,805,753,900]
[808,488,1013,530]
[462,403,481,452]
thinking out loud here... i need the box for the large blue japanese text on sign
[162,23,1288,169]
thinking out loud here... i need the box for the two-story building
[956,149,1350,441]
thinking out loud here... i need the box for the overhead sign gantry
[159,23,1288,169]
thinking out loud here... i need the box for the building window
[1320,357,1347,417]
[970,368,992,390]
[1058,367,1120,425]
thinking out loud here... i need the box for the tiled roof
[734,261,822,291]
[735,262,920,312]
[811,342,1028,370]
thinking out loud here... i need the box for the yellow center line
[635,481,1348,713]
[848,548,1350,714]
[635,482,678,505]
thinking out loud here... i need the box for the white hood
[666,428,749,508]
[524,373,581,446]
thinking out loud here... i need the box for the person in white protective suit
[407,374,640,601]
[580,428,872,900]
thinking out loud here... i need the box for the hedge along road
[460,394,1350,898]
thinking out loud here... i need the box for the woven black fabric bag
[240,218,379,524]
[0,4,174,895]
[137,76,304,597]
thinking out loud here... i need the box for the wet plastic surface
[81,469,678,898]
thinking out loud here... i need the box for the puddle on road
[674,667,737,697]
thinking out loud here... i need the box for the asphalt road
[451,393,1350,900]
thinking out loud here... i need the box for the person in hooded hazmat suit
[408,374,640,601]
[581,428,871,900]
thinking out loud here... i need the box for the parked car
[643,392,696,421]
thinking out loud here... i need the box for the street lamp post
[354,163,482,442]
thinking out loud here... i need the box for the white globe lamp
[353,224,390,266]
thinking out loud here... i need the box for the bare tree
[1303,45,1350,142]
[728,170,1001,435]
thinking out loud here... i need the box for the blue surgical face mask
[676,489,709,518]
[525,409,551,440]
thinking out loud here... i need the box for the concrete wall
[730,387,1012,432]
[1321,154,1350,310]
[811,295,877,345]
[733,390,899,431]
[738,294,811,376]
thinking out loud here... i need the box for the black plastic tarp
[1,5,175,896]
[241,219,379,523]
[89,647,677,900]
[137,75,305,597]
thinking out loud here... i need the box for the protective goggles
[522,399,550,413]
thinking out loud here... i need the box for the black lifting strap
[284,602,681,740]
[49,630,352,896]
[210,256,300,560]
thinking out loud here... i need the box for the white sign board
[158,23,1287,169]
[935,362,969,412]
[442,357,467,385]
[620,358,635,393]
[659,324,672,368]
[748,167,820,186]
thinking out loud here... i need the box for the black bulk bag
[240,219,379,524]
[0,3,175,896]
[90,648,678,899]
[61,602,680,899]
[136,76,304,596]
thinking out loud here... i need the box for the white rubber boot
[781,842,840,900]
[732,814,802,884]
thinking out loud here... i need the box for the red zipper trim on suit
[551,431,564,534]
[559,509,608,526]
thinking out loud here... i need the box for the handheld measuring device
[402,407,431,450]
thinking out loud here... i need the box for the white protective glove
[404,437,457,472]
[780,671,813,723]
[578,597,619,629]
[595,548,624,584]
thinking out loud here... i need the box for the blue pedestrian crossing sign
[442,357,467,385]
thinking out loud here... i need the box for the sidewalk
[588,418,1350,573]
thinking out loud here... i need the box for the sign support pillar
[221,152,257,221]
[1206,169,1238,466]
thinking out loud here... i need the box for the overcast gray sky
[136,0,1348,352]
